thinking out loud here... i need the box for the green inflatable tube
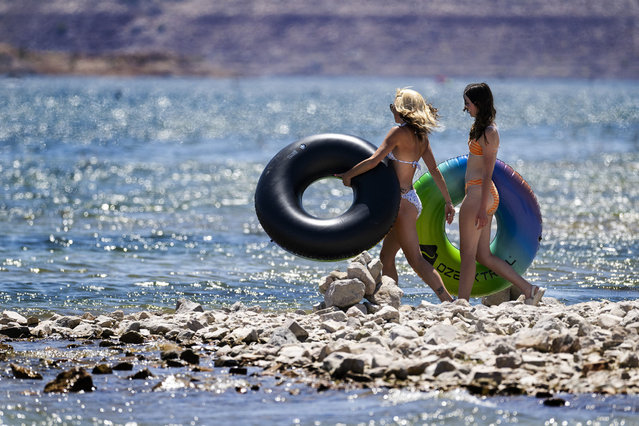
[415,155,542,297]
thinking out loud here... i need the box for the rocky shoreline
[2,254,639,403]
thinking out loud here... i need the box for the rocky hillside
[0,0,637,79]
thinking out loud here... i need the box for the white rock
[323,352,365,378]
[71,323,100,338]
[424,323,459,345]
[374,305,400,323]
[598,313,622,328]
[347,262,376,296]
[389,324,419,340]
[55,316,82,329]
[367,275,403,309]
[228,327,259,344]
[346,304,367,317]
[95,315,116,328]
[175,298,203,314]
[367,258,383,283]
[2,310,28,325]
[353,251,372,266]
[321,319,345,333]
[324,279,365,309]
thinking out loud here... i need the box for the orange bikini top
[468,139,483,156]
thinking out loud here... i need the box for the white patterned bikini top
[387,151,421,170]
[386,122,421,170]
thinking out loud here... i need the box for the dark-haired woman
[336,88,455,302]
[458,83,544,304]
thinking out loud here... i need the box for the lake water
[0,76,638,424]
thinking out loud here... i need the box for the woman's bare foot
[525,285,545,306]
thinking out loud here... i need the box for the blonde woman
[336,88,455,302]
[458,82,544,304]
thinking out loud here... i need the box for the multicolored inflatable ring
[255,134,400,261]
[415,155,542,297]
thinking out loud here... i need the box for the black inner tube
[255,133,400,260]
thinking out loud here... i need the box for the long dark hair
[464,83,496,142]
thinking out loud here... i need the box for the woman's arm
[336,127,399,186]
[476,128,500,228]
[422,140,455,224]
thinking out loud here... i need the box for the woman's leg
[475,216,536,298]
[380,227,401,282]
[458,193,483,300]
[394,200,453,302]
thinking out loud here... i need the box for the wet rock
[113,362,134,371]
[323,352,365,378]
[543,397,567,407]
[92,364,113,374]
[229,366,248,375]
[433,359,458,377]
[180,349,200,365]
[55,316,82,329]
[10,363,43,379]
[0,343,14,361]
[619,353,639,369]
[496,354,522,369]
[166,359,185,368]
[128,368,154,380]
[0,325,30,338]
[161,349,180,360]
[214,356,239,367]
[44,367,94,393]
[120,330,145,344]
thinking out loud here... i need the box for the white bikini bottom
[401,188,422,216]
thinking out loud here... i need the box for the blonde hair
[392,88,440,140]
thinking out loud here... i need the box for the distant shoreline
[0,44,236,78]
[1,1,637,80]
[1,42,637,81]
